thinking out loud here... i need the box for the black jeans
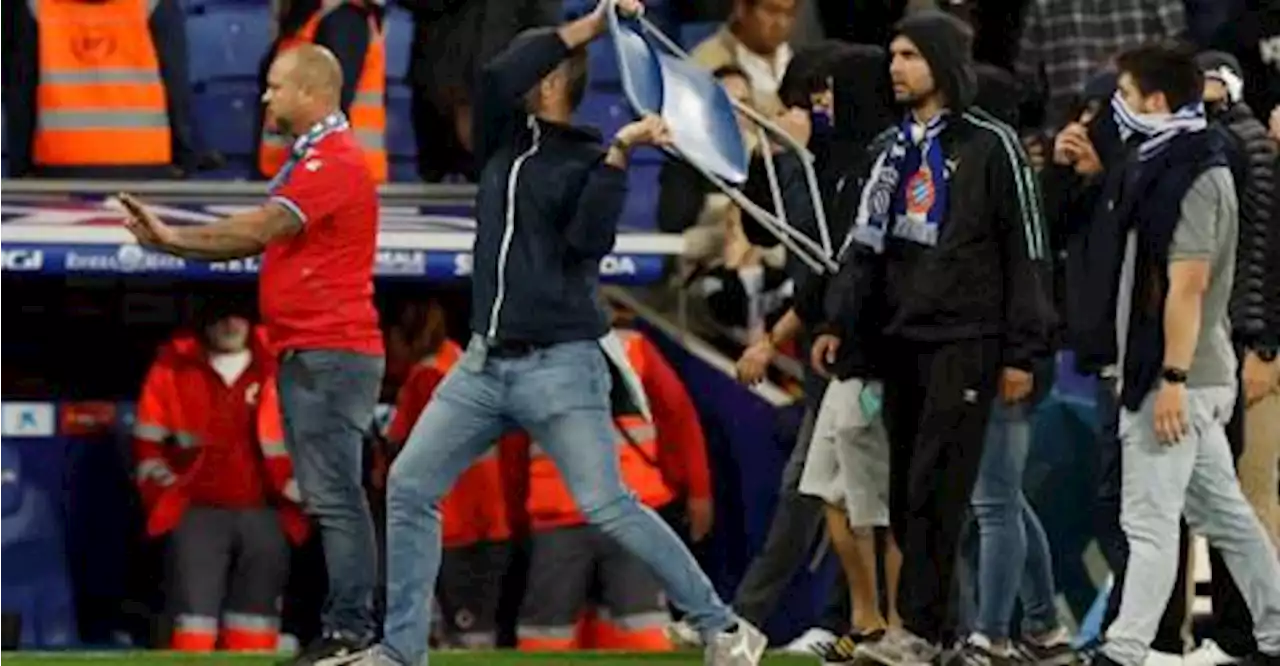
[882,337,1002,644]
[1095,376,1190,654]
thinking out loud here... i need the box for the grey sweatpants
[1103,387,1280,666]
[168,507,290,645]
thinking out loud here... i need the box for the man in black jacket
[813,11,1055,663]
[354,2,767,666]
[1185,49,1280,666]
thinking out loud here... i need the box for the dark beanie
[893,10,978,110]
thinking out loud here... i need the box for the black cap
[893,10,978,110]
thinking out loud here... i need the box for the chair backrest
[609,10,747,184]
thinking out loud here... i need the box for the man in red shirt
[120,44,384,666]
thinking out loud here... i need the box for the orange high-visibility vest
[526,335,676,530]
[33,0,172,166]
[259,0,387,182]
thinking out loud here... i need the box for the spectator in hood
[1182,49,1280,666]
[812,11,1054,662]
[1210,1,1280,118]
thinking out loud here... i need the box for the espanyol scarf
[268,112,350,191]
[848,113,949,254]
[1110,93,1207,162]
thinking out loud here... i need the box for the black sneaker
[280,633,369,666]
[1239,653,1280,666]
[814,629,888,664]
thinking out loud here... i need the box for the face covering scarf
[1110,92,1207,162]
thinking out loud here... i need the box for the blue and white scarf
[1110,92,1207,162]
[847,113,949,255]
[267,112,351,191]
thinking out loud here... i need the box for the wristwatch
[610,136,632,154]
[1161,367,1189,384]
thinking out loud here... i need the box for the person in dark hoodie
[350,2,766,666]
[810,10,1055,664]
[1080,42,1280,666]
[1183,49,1280,666]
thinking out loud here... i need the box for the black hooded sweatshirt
[824,11,1056,372]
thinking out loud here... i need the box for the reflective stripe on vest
[259,0,387,181]
[33,0,172,166]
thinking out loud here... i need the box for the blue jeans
[963,401,1060,640]
[277,349,384,641]
[382,336,733,665]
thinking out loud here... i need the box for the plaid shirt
[1016,0,1187,128]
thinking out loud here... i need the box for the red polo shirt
[260,128,383,356]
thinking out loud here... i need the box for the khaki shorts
[798,377,890,528]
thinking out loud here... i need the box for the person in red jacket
[511,323,713,651]
[132,301,309,652]
[379,302,525,649]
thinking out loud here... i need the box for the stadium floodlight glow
[606,0,838,275]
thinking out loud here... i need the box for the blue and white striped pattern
[1111,92,1207,162]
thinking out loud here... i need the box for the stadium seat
[192,82,261,158]
[679,21,718,51]
[181,0,261,13]
[386,85,416,160]
[620,161,660,230]
[384,6,414,84]
[186,6,273,85]
[1,441,78,648]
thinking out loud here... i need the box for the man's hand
[687,497,713,542]
[999,367,1033,404]
[615,114,672,149]
[810,334,840,377]
[1243,350,1280,406]
[736,337,776,385]
[1054,124,1102,176]
[775,107,812,147]
[1153,381,1189,444]
[1269,106,1280,143]
[119,193,179,252]
[590,0,644,32]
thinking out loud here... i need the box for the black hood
[893,10,978,111]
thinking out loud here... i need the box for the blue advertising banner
[1,196,680,284]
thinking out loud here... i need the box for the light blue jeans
[962,401,1060,641]
[1103,387,1280,666]
[381,336,733,665]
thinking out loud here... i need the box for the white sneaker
[666,619,704,648]
[1186,641,1243,666]
[705,620,769,666]
[780,627,840,654]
